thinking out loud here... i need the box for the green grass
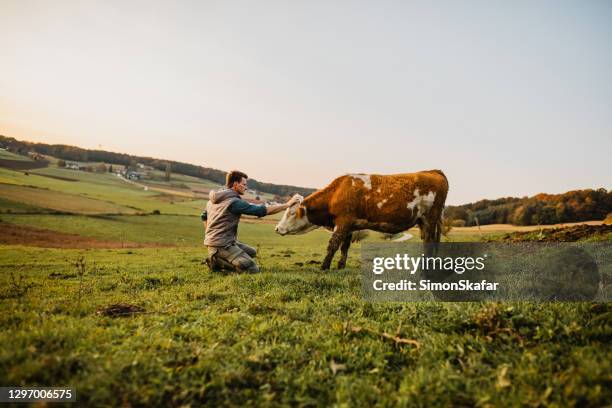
[0,167,208,215]
[0,183,138,215]
[0,149,32,161]
[0,197,55,214]
[1,159,610,406]
[0,213,333,248]
[1,246,610,406]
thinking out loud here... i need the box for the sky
[1,0,611,204]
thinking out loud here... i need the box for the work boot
[204,257,219,272]
[207,254,236,273]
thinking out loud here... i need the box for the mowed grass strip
[0,246,609,406]
[0,184,137,215]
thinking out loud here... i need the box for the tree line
[445,189,612,226]
[0,135,316,197]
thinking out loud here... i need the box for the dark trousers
[207,241,259,272]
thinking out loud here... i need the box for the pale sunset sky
[1,0,610,204]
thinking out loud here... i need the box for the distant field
[0,149,32,161]
[0,184,137,214]
[0,167,208,215]
[453,221,604,233]
[0,197,55,214]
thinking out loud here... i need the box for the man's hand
[286,194,302,207]
[265,194,303,216]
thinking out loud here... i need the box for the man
[202,170,300,273]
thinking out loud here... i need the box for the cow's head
[275,196,317,235]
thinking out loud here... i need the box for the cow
[275,170,449,270]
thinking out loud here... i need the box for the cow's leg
[321,226,350,270]
[421,207,443,245]
[337,232,352,269]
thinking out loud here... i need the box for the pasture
[0,163,610,406]
[0,150,33,161]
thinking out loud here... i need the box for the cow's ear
[297,206,305,218]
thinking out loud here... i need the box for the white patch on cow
[377,188,381,193]
[406,189,437,218]
[389,193,393,198]
[422,191,436,208]
[406,188,420,210]
[348,174,372,189]
[376,199,388,209]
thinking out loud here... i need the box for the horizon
[2,133,609,206]
[1,1,611,205]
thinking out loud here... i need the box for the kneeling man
[203,170,299,272]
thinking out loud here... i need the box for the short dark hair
[226,170,248,187]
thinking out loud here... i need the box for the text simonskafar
[372,279,499,291]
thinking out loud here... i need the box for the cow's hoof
[337,263,346,270]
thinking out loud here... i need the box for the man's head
[226,170,248,195]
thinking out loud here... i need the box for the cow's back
[325,171,448,226]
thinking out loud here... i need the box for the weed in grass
[2,270,34,299]
[74,257,86,310]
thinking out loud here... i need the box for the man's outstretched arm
[229,195,300,217]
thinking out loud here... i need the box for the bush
[451,219,466,227]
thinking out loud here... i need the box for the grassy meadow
[0,161,610,406]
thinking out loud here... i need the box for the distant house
[66,162,81,170]
[135,163,153,171]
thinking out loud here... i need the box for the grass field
[1,245,610,406]
[0,167,209,216]
[0,150,33,161]
[0,160,610,406]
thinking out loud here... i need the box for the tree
[57,159,66,168]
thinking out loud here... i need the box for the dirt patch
[96,303,146,317]
[494,224,612,242]
[0,221,174,248]
[0,159,48,170]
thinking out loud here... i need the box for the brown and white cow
[275,170,449,270]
